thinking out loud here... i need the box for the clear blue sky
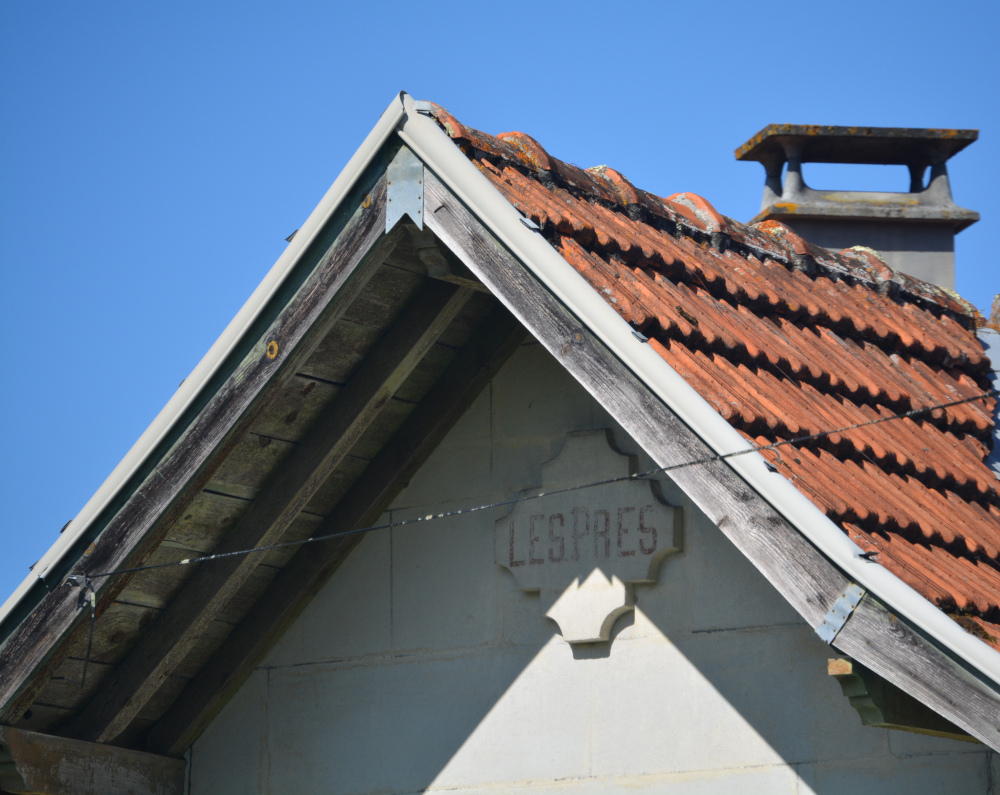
[2,1,998,602]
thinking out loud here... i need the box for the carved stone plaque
[495,430,681,643]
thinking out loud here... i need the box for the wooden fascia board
[0,726,184,795]
[420,170,1000,749]
[0,154,397,725]
[70,280,474,744]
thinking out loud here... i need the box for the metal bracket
[815,582,866,644]
[386,146,424,232]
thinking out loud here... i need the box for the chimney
[735,125,979,290]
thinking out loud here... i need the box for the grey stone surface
[738,125,978,290]
[787,218,957,290]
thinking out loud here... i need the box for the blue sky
[1,1,998,601]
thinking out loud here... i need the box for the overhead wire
[48,385,998,691]
[79,386,999,584]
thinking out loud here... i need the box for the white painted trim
[396,94,1000,687]
[0,96,409,625]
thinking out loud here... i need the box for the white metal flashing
[394,94,1000,687]
[0,96,408,625]
[816,583,867,644]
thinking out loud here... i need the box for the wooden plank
[163,491,251,554]
[70,280,473,744]
[0,726,184,795]
[303,454,371,516]
[248,375,341,443]
[6,703,76,736]
[214,564,285,625]
[394,342,461,403]
[422,172,1000,750]
[169,621,235,680]
[203,435,298,500]
[339,261,425,329]
[115,546,207,611]
[63,603,160,668]
[146,302,525,755]
[297,318,382,384]
[0,175,396,725]
[347,398,417,461]
[33,656,114,712]
[833,596,1000,748]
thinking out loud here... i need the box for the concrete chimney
[735,125,978,289]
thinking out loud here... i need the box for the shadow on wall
[221,508,986,792]
[191,344,991,794]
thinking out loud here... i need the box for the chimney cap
[736,124,978,166]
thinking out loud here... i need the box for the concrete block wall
[191,342,995,794]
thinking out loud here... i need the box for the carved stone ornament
[495,430,682,643]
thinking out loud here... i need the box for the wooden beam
[827,656,976,741]
[0,174,395,726]
[0,726,183,795]
[71,280,473,744]
[420,171,1000,749]
[146,303,525,755]
[407,224,490,292]
[833,595,1000,747]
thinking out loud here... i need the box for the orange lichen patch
[949,615,1000,653]
[588,166,640,207]
[429,105,1000,636]
[989,295,1000,333]
[666,193,730,234]
[496,131,552,172]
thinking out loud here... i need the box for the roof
[735,124,978,165]
[2,94,999,755]
[430,104,1000,649]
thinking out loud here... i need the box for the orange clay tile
[429,105,1000,638]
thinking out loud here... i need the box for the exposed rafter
[146,302,525,755]
[71,278,473,744]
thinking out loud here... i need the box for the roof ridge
[424,100,1000,642]
[427,103,984,329]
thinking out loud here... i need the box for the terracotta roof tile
[430,105,1000,641]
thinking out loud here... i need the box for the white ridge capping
[0,95,409,625]
[396,93,1000,687]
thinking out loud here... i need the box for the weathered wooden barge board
[8,223,502,748]
[421,170,1000,749]
[0,171,396,727]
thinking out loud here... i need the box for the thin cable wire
[82,386,999,583]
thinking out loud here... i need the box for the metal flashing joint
[816,583,866,644]
[387,146,424,232]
